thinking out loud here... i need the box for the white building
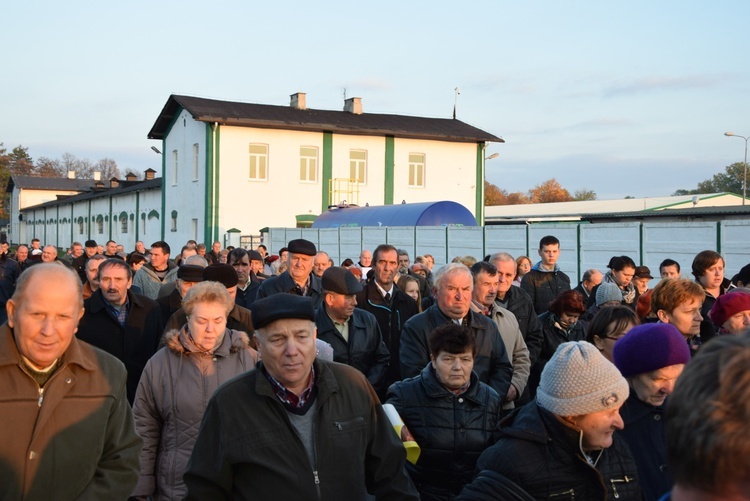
[147,93,503,246]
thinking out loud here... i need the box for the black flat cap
[251,294,316,330]
[85,240,97,248]
[287,239,316,256]
[203,263,239,288]
[247,249,263,261]
[178,264,205,282]
[322,266,363,295]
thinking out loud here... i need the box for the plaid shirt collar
[103,294,129,327]
[263,364,316,409]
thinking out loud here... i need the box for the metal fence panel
[446,227,485,264]
[415,227,448,265]
[386,227,415,258]
[642,222,717,280]
[720,220,750,274]
[484,225,528,260]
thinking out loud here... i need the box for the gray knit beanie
[596,282,623,306]
[537,341,629,417]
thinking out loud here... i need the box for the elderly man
[313,251,333,278]
[355,244,419,399]
[73,239,98,282]
[0,264,140,499]
[0,243,20,325]
[77,258,163,404]
[156,263,205,326]
[573,268,603,302]
[83,254,107,299]
[315,267,390,393]
[132,241,179,300]
[400,263,513,398]
[13,244,34,273]
[357,249,372,276]
[257,238,323,308]
[184,294,418,500]
[41,245,60,264]
[229,248,262,308]
[470,261,530,409]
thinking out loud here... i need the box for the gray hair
[433,263,472,290]
[489,252,515,265]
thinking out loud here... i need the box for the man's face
[31,240,41,250]
[313,253,331,278]
[255,318,317,394]
[660,265,680,280]
[359,250,372,267]
[72,244,83,258]
[575,404,624,451]
[212,242,221,253]
[0,243,8,255]
[116,245,124,254]
[634,277,650,295]
[630,364,684,407]
[398,254,410,272]
[231,255,251,284]
[659,298,703,337]
[257,246,267,258]
[431,350,474,391]
[106,242,117,255]
[98,264,131,306]
[41,246,57,263]
[16,246,28,261]
[197,247,206,257]
[7,267,84,370]
[472,271,499,309]
[492,259,516,300]
[584,271,603,293]
[181,248,197,261]
[325,292,357,322]
[722,309,750,335]
[150,247,168,269]
[85,245,97,258]
[97,245,104,254]
[374,249,398,289]
[436,270,472,320]
[289,253,313,283]
[538,244,560,267]
[86,260,103,289]
[135,241,145,253]
[177,279,199,298]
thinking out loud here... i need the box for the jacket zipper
[37,387,45,407]
[312,418,321,500]
[610,476,633,499]
[549,488,575,499]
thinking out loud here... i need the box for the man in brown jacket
[0,264,141,499]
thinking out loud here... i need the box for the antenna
[342,87,347,101]
[453,87,461,119]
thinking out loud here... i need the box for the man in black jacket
[400,263,513,399]
[520,235,571,314]
[316,267,390,394]
[256,238,323,308]
[356,244,418,398]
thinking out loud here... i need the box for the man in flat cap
[256,239,323,308]
[72,239,99,283]
[184,294,418,500]
[156,262,206,326]
[315,267,390,394]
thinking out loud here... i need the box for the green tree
[573,188,597,201]
[674,162,746,196]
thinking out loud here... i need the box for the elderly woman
[387,324,503,501]
[613,323,691,501]
[692,250,735,341]
[708,290,750,335]
[132,281,258,500]
[589,256,638,309]
[459,341,641,500]
[586,305,638,363]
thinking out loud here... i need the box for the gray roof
[148,94,504,143]
[21,178,162,211]
[6,175,98,193]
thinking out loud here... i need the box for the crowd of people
[1,234,749,500]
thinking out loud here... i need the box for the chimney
[67,170,75,179]
[125,172,137,182]
[145,168,156,180]
[290,92,307,110]
[344,97,363,115]
[110,178,119,188]
[93,171,101,181]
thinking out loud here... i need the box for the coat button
[659,464,668,472]
[458,398,464,403]
[65,378,72,384]
[654,414,662,421]
[29,451,37,460]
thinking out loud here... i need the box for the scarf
[603,271,637,304]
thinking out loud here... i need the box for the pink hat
[709,292,750,326]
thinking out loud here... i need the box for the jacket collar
[428,304,486,331]
[501,400,583,452]
[163,325,251,357]
[255,358,339,403]
[620,390,665,424]
[0,322,97,373]
[277,271,322,293]
[87,288,144,314]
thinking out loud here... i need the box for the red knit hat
[709,292,750,327]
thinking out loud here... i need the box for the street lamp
[724,132,748,206]
[151,146,162,155]
[485,153,500,161]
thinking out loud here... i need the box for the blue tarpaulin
[312,201,478,228]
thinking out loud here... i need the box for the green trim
[163,106,183,148]
[716,221,721,253]
[213,125,221,243]
[87,200,92,240]
[135,191,140,241]
[148,210,160,220]
[576,224,582,281]
[384,136,395,205]
[295,214,318,222]
[70,205,74,244]
[205,123,215,245]
[475,143,484,225]
[648,193,731,211]
[43,207,47,244]
[227,227,241,233]
[161,138,166,239]
[322,132,333,211]
[109,196,113,240]
[639,223,644,265]
[56,206,59,248]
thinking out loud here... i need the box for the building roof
[583,203,750,222]
[313,201,478,228]
[6,175,98,194]
[21,178,162,212]
[148,94,504,143]
[484,193,746,223]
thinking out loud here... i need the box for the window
[171,210,178,232]
[97,217,104,234]
[408,153,426,187]
[192,143,199,180]
[121,216,128,234]
[172,150,178,186]
[350,150,367,184]
[191,219,198,241]
[78,218,84,235]
[249,144,268,180]
[299,146,318,182]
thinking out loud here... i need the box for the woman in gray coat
[131,281,258,500]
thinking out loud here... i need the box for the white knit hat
[537,341,629,417]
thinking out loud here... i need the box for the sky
[2,1,749,200]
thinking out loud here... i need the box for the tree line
[485,178,597,205]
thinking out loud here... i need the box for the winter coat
[132,326,257,500]
[256,270,323,308]
[387,365,504,500]
[235,278,261,309]
[133,262,179,300]
[355,280,419,398]
[156,288,183,327]
[0,323,141,500]
[183,359,419,500]
[77,289,164,404]
[315,305,390,393]
[528,311,586,398]
[519,262,571,315]
[619,391,672,501]
[0,255,19,324]
[499,285,544,366]
[462,401,642,500]
[400,305,513,399]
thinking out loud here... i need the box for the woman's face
[188,301,228,352]
[698,260,724,290]
[517,259,531,277]
[612,267,636,288]
[559,311,581,329]
[403,280,420,302]
[594,321,635,362]
[431,350,474,390]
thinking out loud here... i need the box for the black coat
[256,270,323,308]
[400,305,513,399]
[464,401,642,500]
[619,392,672,501]
[356,280,419,396]
[156,288,183,327]
[387,365,503,501]
[699,277,734,343]
[235,277,261,309]
[315,305,390,393]
[77,289,163,404]
[520,268,571,315]
[528,312,586,398]
[71,253,89,283]
[500,286,543,366]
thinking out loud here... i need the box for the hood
[531,261,560,273]
[163,325,252,356]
